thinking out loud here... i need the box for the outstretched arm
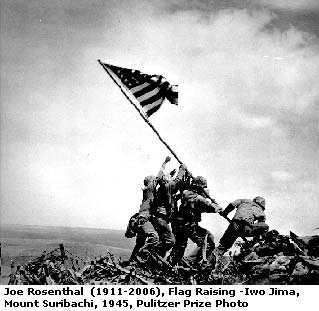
[197,195,223,213]
[156,156,171,179]
[170,163,187,189]
[220,199,244,217]
[220,204,235,217]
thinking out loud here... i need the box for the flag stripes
[101,63,178,117]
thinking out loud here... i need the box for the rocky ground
[7,230,319,285]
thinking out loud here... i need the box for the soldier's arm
[196,195,223,213]
[220,199,244,216]
[156,156,171,180]
[170,163,187,190]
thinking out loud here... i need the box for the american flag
[102,63,178,117]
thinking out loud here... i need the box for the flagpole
[98,60,183,165]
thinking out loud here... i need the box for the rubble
[8,231,319,285]
[8,245,85,285]
[221,230,319,285]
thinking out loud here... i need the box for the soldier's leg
[217,221,241,254]
[189,225,215,263]
[129,232,145,262]
[204,230,215,259]
[137,218,159,261]
[212,222,243,273]
[250,222,269,236]
[153,217,175,257]
[167,229,188,266]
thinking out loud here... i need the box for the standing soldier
[167,176,223,266]
[215,196,269,257]
[151,162,187,258]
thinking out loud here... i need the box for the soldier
[151,162,187,258]
[125,156,171,265]
[167,176,223,266]
[215,196,269,256]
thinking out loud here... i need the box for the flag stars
[103,63,178,117]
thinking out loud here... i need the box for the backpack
[125,213,139,238]
[179,191,201,222]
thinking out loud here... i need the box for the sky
[1,0,318,237]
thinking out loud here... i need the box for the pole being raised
[98,60,243,227]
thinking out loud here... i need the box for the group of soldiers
[125,156,269,269]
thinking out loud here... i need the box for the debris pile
[8,244,84,285]
[8,231,319,285]
[219,230,319,285]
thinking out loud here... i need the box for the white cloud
[231,110,275,129]
[2,1,318,234]
[103,5,319,233]
[271,170,294,182]
[250,0,319,11]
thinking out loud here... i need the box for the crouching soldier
[216,196,269,256]
[167,176,223,266]
[124,156,171,265]
[124,213,151,264]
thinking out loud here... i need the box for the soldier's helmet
[144,175,155,187]
[191,176,207,188]
[253,196,266,210]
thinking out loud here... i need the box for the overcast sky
[1,0,318,237]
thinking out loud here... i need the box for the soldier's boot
[202,252,216,270]
[166,243,185,267]
[135,249,151,266]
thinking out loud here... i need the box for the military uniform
[168,177,222,266]
[152,164,187,257]
[129,176,159,263]
[217,197,269,253]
